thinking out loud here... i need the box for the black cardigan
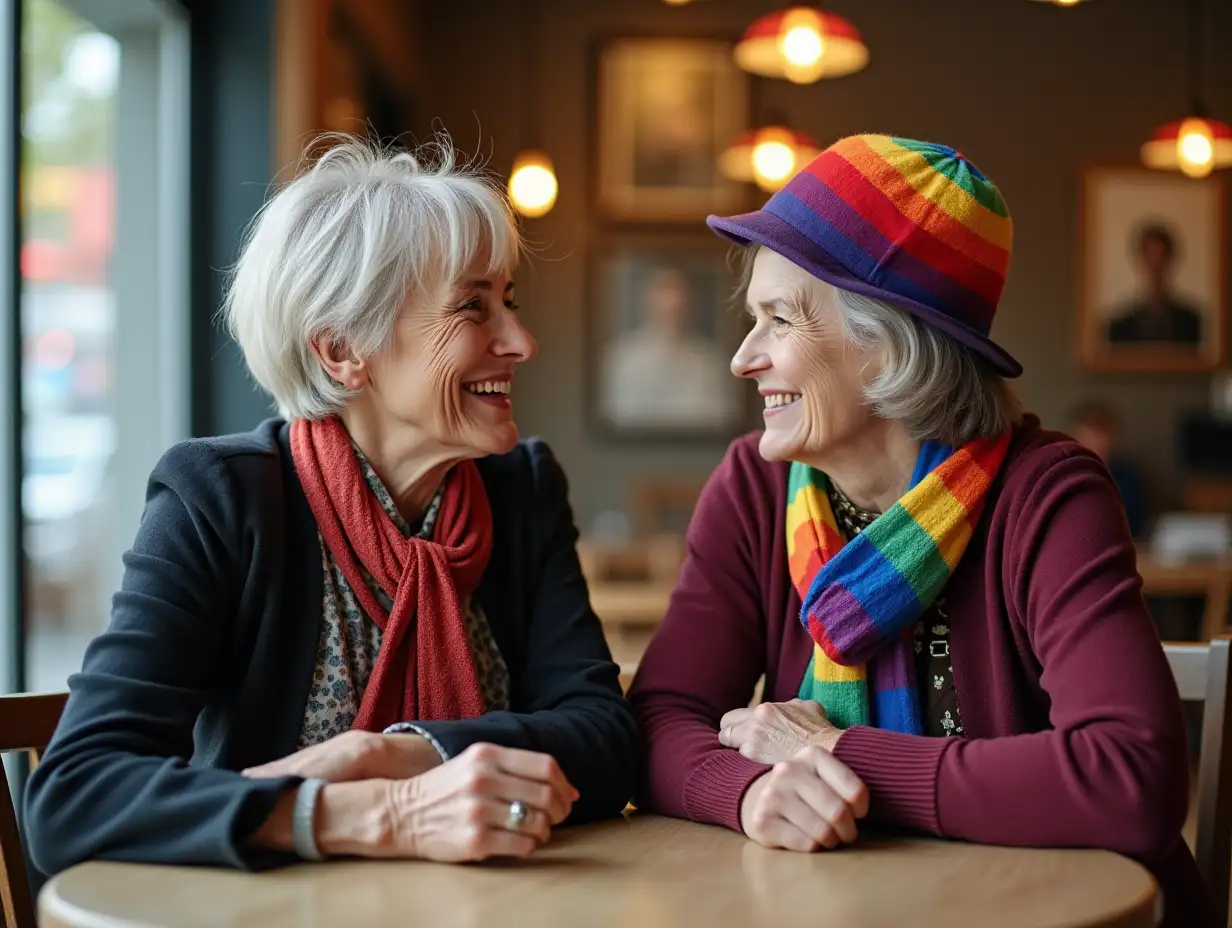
[24,420,637,873]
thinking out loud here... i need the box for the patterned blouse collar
[827,481,881,538]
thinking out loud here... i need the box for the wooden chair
[1183,479,1232,518]
[630,477,706,539]
[0,692,67,928]
[1164,638,1232,927]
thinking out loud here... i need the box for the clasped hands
[719,699,869,853]
[242,730,577,863]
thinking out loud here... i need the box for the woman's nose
[731,331,768,379]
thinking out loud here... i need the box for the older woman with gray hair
[629,135,1213,927]
[26,136,636,872]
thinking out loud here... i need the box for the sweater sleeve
[832,449,1190,860]
[23,442,300,875]
[628,442,773,831]
[408,441,638,824]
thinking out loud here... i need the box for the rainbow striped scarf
[787,433,1012,734]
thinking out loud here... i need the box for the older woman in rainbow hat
[628,135,1212,927]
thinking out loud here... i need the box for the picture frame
[594,37,751,223]
[586,233,755,441]
[1078,165,1227,374]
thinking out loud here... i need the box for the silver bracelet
[383,722,451,762]
[292,778,327,862]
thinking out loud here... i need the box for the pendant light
[1140,0,1232,178]
[507,0,558,217]
[734,7,868,84]
[719,126,821,192]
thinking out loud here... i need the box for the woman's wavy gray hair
[223,133,522,420]
[738,245,1021,447]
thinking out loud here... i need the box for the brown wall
[410,0,1232,529]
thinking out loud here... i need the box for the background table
[39,815,1158,928]
[1136,551,1232,641]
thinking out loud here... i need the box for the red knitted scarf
[290,416,490,730]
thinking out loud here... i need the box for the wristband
[292,778,327,862]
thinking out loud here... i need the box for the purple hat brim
[707,209,1023,379]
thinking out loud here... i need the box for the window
[17,0,188,691]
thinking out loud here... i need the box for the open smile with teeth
[463,380,511,396]
[764,392,801,410]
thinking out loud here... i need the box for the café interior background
[7,0,1232,692]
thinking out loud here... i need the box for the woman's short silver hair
[223,134,523,420]
[738,246,1021,446]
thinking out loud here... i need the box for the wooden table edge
[34,828,1164,928]
[1105,867,1162,928]
[39,884,133,928]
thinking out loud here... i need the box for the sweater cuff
[683,750,772,833]
[384,722,450,762]
[832,726,951,835]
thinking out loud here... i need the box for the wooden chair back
[630,477,706,538]
[1163,638,1232,927]
[1183,479,1232,518]
[0,692,67,928]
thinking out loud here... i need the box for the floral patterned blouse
[827,482,964,738]
[297,449,510,750]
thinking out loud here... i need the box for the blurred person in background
[629,135,1212,928]
[26,135,636,873]
[1068,399,1149,538]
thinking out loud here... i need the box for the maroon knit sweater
[629,417,1214,928]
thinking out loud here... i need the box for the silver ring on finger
[505,799,529,832]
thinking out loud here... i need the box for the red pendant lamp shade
[734,8,868,83]
[1141,117,1232,178]
[719,126,822,192]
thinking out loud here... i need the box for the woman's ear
[309,334,368,391]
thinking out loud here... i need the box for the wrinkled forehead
[746,248,832,308]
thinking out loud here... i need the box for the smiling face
[355,258,538,459]
[731,248,880,465]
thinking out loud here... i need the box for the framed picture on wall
[1079,166,1227,373]
[595,37,751,222]
[587,234,753,440]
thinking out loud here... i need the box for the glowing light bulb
[777,9,827,83]
[662,0,691,5]
[508,150,557,218]
[752,139,796,190]
[1052,0,1082,6]
[782,25,823,67]
[1177,118,1215,178]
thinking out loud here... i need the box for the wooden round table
[39,815,1158,928]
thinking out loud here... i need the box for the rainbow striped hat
[708,134,1020,377]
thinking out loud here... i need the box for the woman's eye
[505,300,520,311]
[459,297,484,312]
[772,315,791,328]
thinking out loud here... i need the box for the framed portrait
[595,37,751,222]
[1079,166,1227,373]
[587,235,753,440]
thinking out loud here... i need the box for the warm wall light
[720,126,822,192]
[508,0,557,217]
[735,7,867,84]
[1141,117,1232,178]
[508,150,558,218]
[1029,0,1090,6]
